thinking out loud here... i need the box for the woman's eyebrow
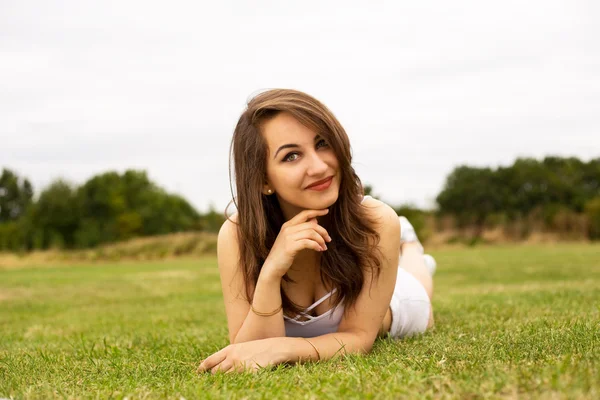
[274,144,298,159]
[273,135,322,159]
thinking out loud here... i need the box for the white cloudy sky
[1,0,599,212]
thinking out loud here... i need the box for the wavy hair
[228,89,381,316]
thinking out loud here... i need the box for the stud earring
[267,189,273,194]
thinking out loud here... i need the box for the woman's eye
[316,139,328,149]
[283,152,299,162]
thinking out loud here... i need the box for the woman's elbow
[341,328,377,354]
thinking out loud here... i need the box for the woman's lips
[306,176,333,191]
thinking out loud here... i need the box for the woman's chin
[280,190,339,214]
[306,190,339,209]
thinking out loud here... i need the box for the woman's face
[261,112,340,219]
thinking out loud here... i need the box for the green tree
[0,168,33,222]
[33,180,80,249]
[74,170,200,247]
[436,166,501,229]
[437,157,600,229]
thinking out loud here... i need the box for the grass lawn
[1,244,599,399]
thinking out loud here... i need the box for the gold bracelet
[250,304,282,317]
[302,338,321,361]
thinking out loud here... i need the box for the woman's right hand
[262,209,332,279]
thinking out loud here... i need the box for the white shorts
[389,268,431,338]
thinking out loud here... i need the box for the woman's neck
[287,249,321,275]
[279,201,304,221]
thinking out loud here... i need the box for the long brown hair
[228,89,381,316]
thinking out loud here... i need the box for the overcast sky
[1,0,599,212]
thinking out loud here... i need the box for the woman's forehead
[262,112,319,148]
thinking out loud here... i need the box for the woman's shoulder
[217,213,241,271]
[361,196,400,234]
[218,213,239,245]
[360,197,400,268]
[361,196,398,220]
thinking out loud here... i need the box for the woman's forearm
[277,330,374,364]
[199,331,373,374]
[233,268,286,343]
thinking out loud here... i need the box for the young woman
[198,89,436,374]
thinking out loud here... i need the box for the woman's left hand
[197,338,287,374]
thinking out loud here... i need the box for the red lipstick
[306,176,333,191]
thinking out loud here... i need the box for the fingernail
[327,236,332,242]
[322,245,327,251]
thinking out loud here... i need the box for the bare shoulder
[361,197,400,235]
[361,197,400,270]
[217,213,240,270]
[218,212,238,238]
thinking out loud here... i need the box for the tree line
[1,155,599,252]
[435,156,600,239]
[0,169,225,251]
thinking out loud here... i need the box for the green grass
[1,244,599,399]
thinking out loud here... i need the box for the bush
[584,197,600,240]
[393,205,431,243]
[0,222,21,251]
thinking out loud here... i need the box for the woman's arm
[335,198,400,347]
[218,209,331,344]
[198,332,372,373]
[290,200,401,358]
[217,218,286,343]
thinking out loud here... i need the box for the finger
[287,221,331,242]
[197,350,228,373]
[284,209,329,227]
[225,366,237,374]
[296,238,325,253]
[225,361,247,374]
[291,228,327,248]
[233,360,256,373]
[309,220,332,242]
[211,360,233,374]
[251,359,268,373]
[292,229,327,250]
[250,363,261,374]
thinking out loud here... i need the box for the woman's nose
[306,152,328,175]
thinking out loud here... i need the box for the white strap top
[283,289,345,337]
[283,195,372,338]
[284,288,337,324]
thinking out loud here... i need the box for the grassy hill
[0,232,218,268]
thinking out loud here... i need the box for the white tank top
[284,289,344,337]
[283,196,372,337]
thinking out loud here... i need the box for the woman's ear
[262,185,274,195]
